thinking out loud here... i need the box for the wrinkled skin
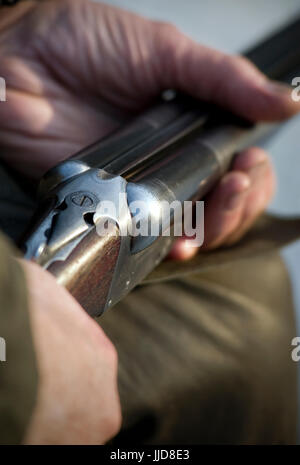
[0,0,298,256]
[0,0,299,444]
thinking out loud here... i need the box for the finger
[201,171,251,250]
[204,147,274,249]
[169,170,250,260]
[169,147,274,259]
[168,236,201,261]
[153,22,300,121]
[66,3,300,121]
[224,148,275,245]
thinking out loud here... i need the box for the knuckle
[227,54,257,74]
[108,404,122,438]
[107,340,119,368]
[100,396,122,441]
[154,20,180,41]
[97,332,119,371]
[152,20,185,84]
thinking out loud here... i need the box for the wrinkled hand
[21,259,121,445]
[0,0,299,256]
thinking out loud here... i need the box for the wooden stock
[47,224,121,317]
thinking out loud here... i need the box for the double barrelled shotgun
[22,16,300,317]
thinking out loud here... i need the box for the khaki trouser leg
[100,253,297,444]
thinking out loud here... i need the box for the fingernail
[246,149,267,168]
[264,80,293,96]
[223,175,250,211]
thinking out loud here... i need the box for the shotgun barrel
[22,16,300,316]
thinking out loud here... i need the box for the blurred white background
[98,0,300,430]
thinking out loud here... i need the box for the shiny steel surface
[22,16,300,315]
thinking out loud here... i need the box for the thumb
[152,22,299,121]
